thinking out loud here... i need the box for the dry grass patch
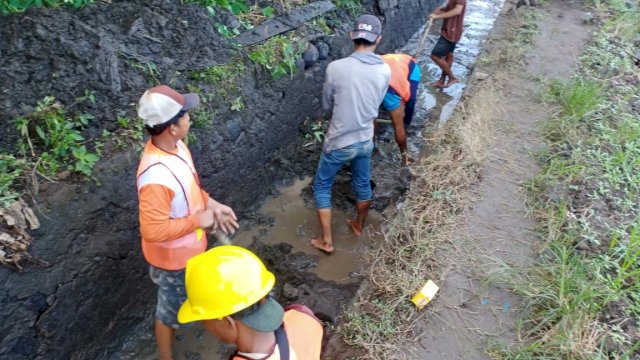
[339,83,502,359]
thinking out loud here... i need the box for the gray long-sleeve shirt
[322,52,391,153]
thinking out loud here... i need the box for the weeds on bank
[0,0,93,14]
[491,3,640,358]
[334,0,360,17]
[189,62,246,105]
[101,116,145,151]
[249,34,302,79]
[15,95,100,178]
[0,155,30,208]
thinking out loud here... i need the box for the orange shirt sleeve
[139,184,200,242]
[200,189,211,204]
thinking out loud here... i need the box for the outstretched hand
[207,199,239,235]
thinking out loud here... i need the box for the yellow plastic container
[411,280,439,309]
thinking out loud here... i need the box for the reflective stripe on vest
[136,140,206,270]
[231,309,323,360]
[382,54,414,102]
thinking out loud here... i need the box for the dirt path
[406,2,592,358]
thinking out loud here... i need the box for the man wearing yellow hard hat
[178,246,324,359]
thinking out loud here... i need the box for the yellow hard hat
[178,245,275,323]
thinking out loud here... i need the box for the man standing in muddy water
[136,85,240,360]
[310,15,391,254]
[429,0,467,88]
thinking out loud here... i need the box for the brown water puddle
[233,177,384,283]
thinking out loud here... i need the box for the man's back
[322,52,390,152]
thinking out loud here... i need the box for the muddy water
[119,1,505,358]
[232,177,384,283]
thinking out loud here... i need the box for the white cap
[138,85,200,127]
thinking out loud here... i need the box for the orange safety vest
[382,53,414,102]
[136,140,207,270]
[231,307,323,360]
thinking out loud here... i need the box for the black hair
[145,109,186,136]
[353,38,376,47]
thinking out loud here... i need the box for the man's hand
[207,199,239,235]
[195,209,215,229]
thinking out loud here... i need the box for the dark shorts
[431,36,457,58]
[149,266,193,329]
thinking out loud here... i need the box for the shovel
[414,18,434,60]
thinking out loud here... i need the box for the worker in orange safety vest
[178,246,324,360]
[136,85,240,360]
[381,53,421,165]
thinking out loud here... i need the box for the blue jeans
[313,140,374,209]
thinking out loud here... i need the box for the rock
[302,44,319,68]
[295,56,306,70]
[582,12,595,23]
[297,284,339,323]
[282,283,299,300]
[184,351,202,360]
[316,41,329,60]
[224,117,244,141]
[473,71,489,81]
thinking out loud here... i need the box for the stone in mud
[282,283,299,300]
[473,71,489,81]
[224,117,244,141]
[295,56,306,71]
[184,350,202,360]
[297,284,339,323]
[581,12,595,23]
[303,44,320,69]
[316,41,329,60]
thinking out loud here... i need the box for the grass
[489,2,640,358]
[339,80,500,358]
[1,0,93,14]
[249,34,302,79]
[335,7,548,358]
[14,96,100,178]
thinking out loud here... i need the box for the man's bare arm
[430,4,463,19]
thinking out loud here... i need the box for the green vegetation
[15,96,100,178]
[189,62,245,100]
[0,155,30,208]
[1,0,93,14]
[184,0,248,16]
[129,60,161,85]
[0,93,103,210]
[490,3,640,358]
[334,0,360,17]
[102,116,145,151]
[249,34,302,79]
[302,121,324,147]
[187,61,246,117]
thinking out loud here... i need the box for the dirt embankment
[0,0,439,359]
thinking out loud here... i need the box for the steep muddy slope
[0,0,438,358]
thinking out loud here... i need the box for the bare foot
[428,81,445,88]
[310,238,334,254]
[401,152,414,166]
[445,78,458,88]
[345,219,363,236]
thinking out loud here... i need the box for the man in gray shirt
[311,14,391,254]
